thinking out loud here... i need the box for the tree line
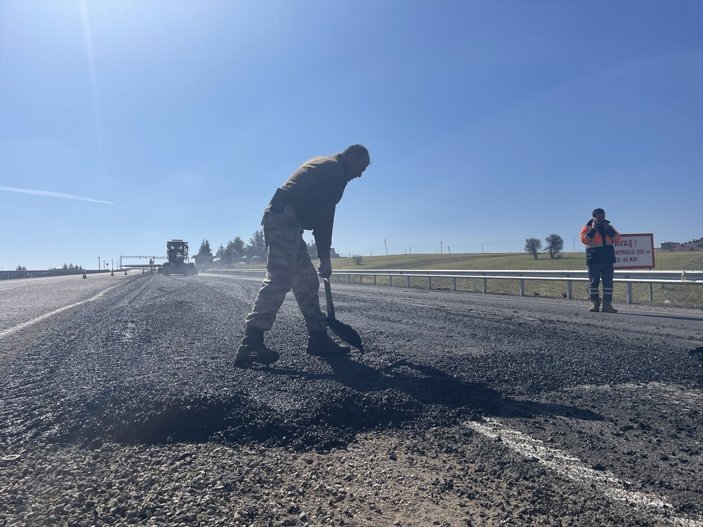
[194,229,339,266]
[194,229,566,266]
[14,263,85,271]
[524,235,564,260]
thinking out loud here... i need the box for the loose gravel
[1,273,701,526]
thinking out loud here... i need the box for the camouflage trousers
[244,205,326,332]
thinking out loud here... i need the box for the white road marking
[120,321,136,342]
[467,418,703,527]
[0,282,127,340]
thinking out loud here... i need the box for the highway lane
[1,272,701,526]
[0,271,139,336]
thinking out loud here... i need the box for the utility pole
[98,257,100,270]
[440,241,443,254]
[448,246,451,254]
[384,239,388,256]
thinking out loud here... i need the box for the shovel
[323,278,364,352]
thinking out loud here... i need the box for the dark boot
[234,327,279,366]
[307,330,350,357]
[588,299,601,312]
[601,299,617,313]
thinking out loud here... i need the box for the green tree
[194,239,214,268]
[215,244,225,260]
[245,229,266,260]
[223,236,246,264]
[307,239,340,258]
[197,239,213,258]
[232,236,245,255]
[524,238,542,260]
[545,234,564,259]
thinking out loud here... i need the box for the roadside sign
[614,233,655,269]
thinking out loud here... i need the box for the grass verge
[329,251,703,308]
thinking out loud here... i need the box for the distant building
[660,238,703,251]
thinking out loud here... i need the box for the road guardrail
[0,269,113,280]
[208,268,703,305]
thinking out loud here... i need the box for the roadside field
[329,251,703,308]
[331,250,703,271]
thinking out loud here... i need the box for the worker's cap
[592,208,605,216]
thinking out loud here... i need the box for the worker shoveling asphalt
[234,145,371,367]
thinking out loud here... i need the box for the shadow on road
[268,355,602,422]
[690,346,703,364]
[58,354,602,451]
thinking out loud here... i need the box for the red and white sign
[614,233,655,269]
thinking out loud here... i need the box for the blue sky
[1,0,702,270]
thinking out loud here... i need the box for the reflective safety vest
[580,220,621,265]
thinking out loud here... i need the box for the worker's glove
[317,257,332,279]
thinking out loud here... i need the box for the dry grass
[330,251,703,308]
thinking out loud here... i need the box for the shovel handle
[323,278,335,320]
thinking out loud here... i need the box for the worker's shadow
[269,354,603,422]
[72,353,600,448]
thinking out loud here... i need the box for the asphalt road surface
[1,271,701,526]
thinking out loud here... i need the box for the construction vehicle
[159,239,197,276]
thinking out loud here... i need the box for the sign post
[614,233,655,269]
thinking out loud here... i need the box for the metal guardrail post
[627,282,633,304]
[519,279,525,296]
[482,278,487,294]
[649,283,653,303]
[373,275,377,286]
[453,277,457,291]
[428,276,432,290]
[567,280,573,299]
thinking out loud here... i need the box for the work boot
[306,330,351,357]
[601,300,617,313]
[234,327,279,366]
[588,299,601,312]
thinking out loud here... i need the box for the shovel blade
[323,277,364,352]
[326,316,364,352]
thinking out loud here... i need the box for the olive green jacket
[268,154,349,259]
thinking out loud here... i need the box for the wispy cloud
[0,186,114,205]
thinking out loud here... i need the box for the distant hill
[660,237,703,252]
